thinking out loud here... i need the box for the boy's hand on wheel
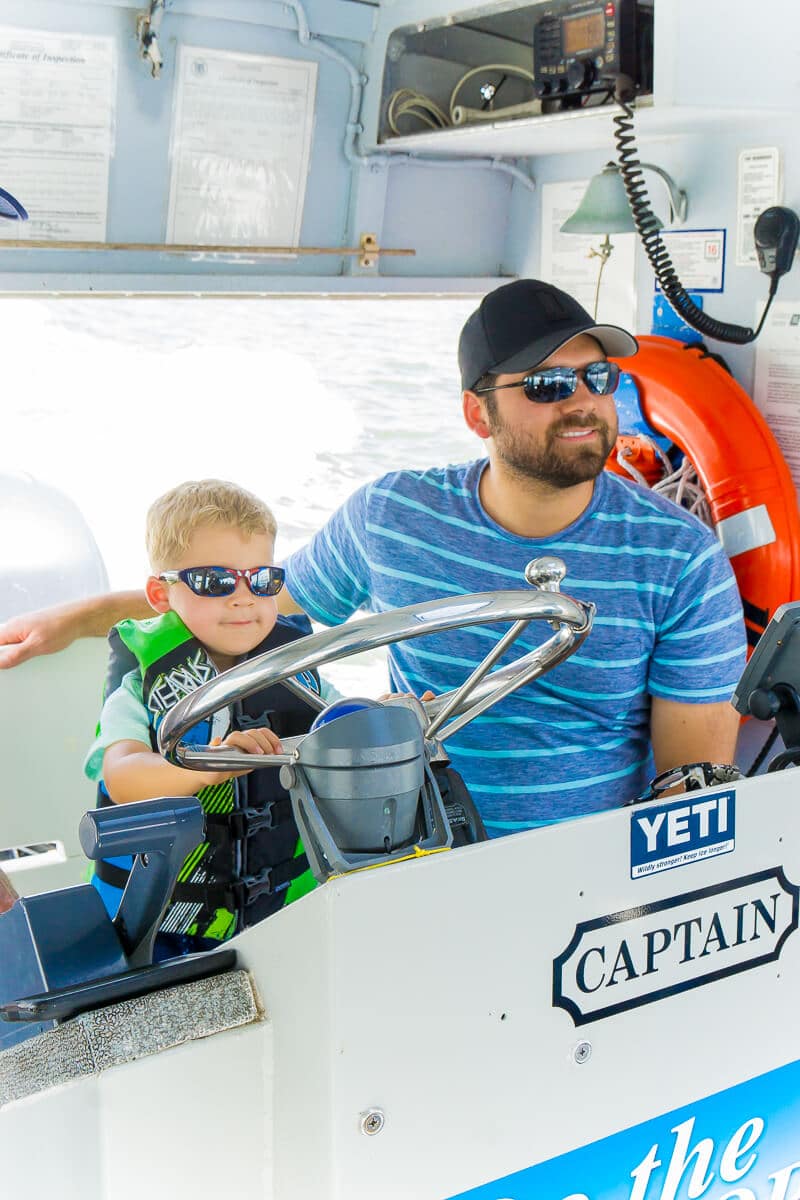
[214,727,284,756]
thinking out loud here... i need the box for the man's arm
[0,590,150,669]
[0,562,310,671]
[276,583,307,617]
[282,484,373,626]
[650,696,740,776]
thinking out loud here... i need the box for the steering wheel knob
[525,556,567,592]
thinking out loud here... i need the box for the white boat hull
[2,767,798,1198]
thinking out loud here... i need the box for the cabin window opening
[0,842,66,872]
[3,295,478,694]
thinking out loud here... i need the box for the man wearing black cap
[0,280,745,835]
[284,280,743,832]
[457,278,639,538]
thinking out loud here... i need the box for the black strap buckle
[207,799,293,842]
[230,868,277,907]
[227,808,271,840]
[230,853,310,908]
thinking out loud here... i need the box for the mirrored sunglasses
[159,565,285,598]
[475,361,621,405]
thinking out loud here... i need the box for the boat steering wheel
[158,556,594,773]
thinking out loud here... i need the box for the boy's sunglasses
[474,361,621,405]
[159,565,285,598]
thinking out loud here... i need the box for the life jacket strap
[94,859,133,890]
[171,854,310,912]
[204,799,293,843]
[431,762,488,846]
[95,850,309,909]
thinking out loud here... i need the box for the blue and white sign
[631,790,735,880]
[447,1055,800,1199]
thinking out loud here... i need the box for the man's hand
[0,604,79,669]
[379,690,435,702]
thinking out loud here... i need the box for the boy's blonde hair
[146,479,277,571]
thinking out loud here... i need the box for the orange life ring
[608,335,800,650]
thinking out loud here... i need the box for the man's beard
[485,404,617,490]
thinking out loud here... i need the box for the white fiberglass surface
[2,296,478,693]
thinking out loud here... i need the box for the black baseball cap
[458,279,638,391]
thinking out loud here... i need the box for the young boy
[85,479,325,959]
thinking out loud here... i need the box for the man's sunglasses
[474,361,621,405]
[159,565,285,598]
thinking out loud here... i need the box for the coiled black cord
[613,83,776,345]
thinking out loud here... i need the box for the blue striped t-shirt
[285,462,746,834]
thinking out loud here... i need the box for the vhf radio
[533,0,653,105]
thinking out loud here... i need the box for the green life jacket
[95,610,319,940]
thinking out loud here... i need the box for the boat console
[0,796,234,1051]
[733,600,800,771]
